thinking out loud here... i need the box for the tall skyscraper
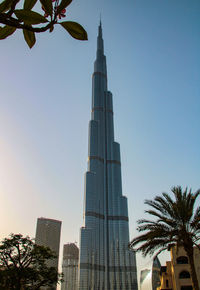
[61,243,79,290]
[78,22,138,290]
[35,217,62,289]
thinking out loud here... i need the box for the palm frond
[130,186,200,261]
[191,206,200,229]
[144,199,164,213]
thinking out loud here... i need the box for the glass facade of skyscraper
[78,23,138,290]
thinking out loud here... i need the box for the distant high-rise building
[61,243,79,290]
[78,22,138,290]
[35,217,62,289]
[140,256,161,290]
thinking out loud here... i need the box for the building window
[177,256,188,264]
[166,279,169,288]
[179,271,190,279]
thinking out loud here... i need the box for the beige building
[157,246,200,290]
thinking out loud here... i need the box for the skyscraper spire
[96,20,104,62]
[98,20,102,36]
[78,24,138,290]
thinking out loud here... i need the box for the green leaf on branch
[0,25,16,39]
[23,29,36,48]
[40,0,52,17]
[57,0,72,14]
[0,0,13,13]
[24,0,38,10]
[14,9,48,24]
[60,21,88,40]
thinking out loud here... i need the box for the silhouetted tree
[129,186,200,290]
[0,0,88,48]
[0,233,62,289]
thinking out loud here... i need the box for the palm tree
[129,186,200,290]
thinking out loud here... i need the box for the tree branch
[7,0,20,17]
[0,13,54,32]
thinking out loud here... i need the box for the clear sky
[0,0,200,281]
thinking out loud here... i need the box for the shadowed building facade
[78,23,138,290]
[35,217,62,289]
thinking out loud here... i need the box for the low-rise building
[157,246,200,290]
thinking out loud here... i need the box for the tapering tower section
[78,22,138,290]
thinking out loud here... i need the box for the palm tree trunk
[185,247,199,290]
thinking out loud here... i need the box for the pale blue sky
[0,0,199,277]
